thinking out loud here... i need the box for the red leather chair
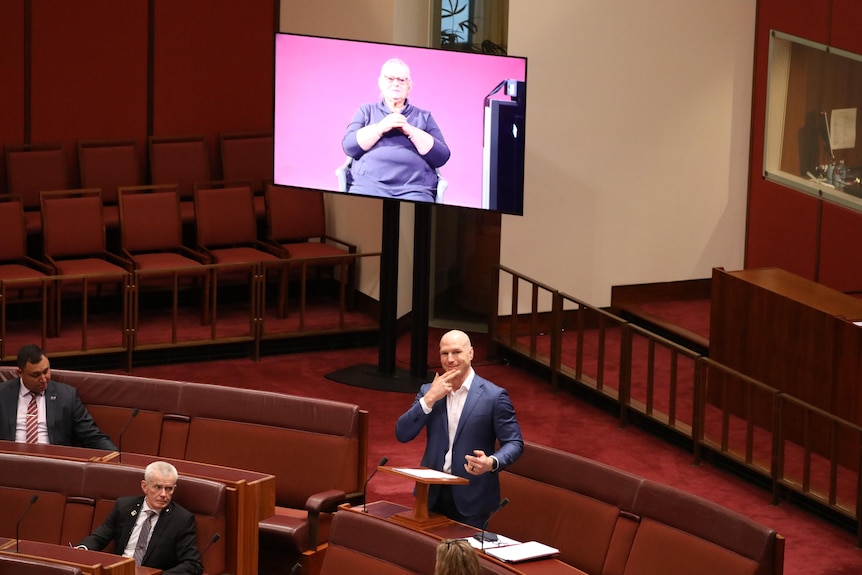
[78,139,142,230]
[5,143,68,235]
[118,184,211,324]
[40,189,132,335]
[149,135,210,224]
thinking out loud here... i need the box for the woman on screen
[342,58,450,202]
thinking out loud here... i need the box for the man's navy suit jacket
[395,374,523,518]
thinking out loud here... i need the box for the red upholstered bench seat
[0,453,228,575]
[0,366,369,575]
[492,443,784,575]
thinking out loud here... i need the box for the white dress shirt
[420,368,475,473]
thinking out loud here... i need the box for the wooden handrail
[491,263,862,540]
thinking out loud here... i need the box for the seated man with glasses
[342,57,450,202]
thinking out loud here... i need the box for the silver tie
[133,510,155,565]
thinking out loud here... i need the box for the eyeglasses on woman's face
[382,75,409,85]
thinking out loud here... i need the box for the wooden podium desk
[358,502,584,575]
[377,466,469,528]
[0,540,138,575]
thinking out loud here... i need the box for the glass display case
[764,30,862,212]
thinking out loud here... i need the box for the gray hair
[380,58,411,80]
[144,461,179,484]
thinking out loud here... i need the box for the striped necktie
[25,392,39,444]
[133,510,156,565]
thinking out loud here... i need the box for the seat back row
[0,185,356,327]
[320,509,517,575]
[0,453,227,574]
[4,134,273,234]
[491,442,784,575]
[0,366,369,571]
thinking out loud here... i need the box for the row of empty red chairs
[0,183,357,333]
[3,133,273,235]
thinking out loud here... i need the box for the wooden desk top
[0,440,114,462]
[378,466,470,485]
[726,267,862,319]
[1,540,135,575]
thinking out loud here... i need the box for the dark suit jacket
[395,374,524,519]
[78,496,202,575]
[0,378,117,450]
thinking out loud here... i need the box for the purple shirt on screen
[342,100,450,202]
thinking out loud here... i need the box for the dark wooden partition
[709,266,862,462]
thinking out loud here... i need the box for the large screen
[273,33,527,215]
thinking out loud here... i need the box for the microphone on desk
[474,497,509,551]
[117,408,139,463]
[363,456,389,513]
[16,494,39,553]
[200,532,221,557]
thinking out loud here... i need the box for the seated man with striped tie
[77,461,203,575]
[0,343,116,450]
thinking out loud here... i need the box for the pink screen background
[273,33,527,209]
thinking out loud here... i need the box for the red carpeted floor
[117,327,862,575]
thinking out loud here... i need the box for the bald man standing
[396,330,523,528]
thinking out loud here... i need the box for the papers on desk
[391,467,456,480]
[485,540,560,563]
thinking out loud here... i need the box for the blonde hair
[434,539,481,575]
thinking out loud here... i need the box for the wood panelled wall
[747,0,862,292]
[0,0,277,192]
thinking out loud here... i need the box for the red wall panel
[746,0,862,289]
[756,0,830,44]
[152,0,275,178]
[745,180,820,279]
[29,0,149,185]
[0,1,26,193]
[818,200,862,293]
[830,0,862,55]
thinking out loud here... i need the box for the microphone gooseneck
[16,494,39,553]
[196,532,221,572]
[117,407,140,463]
[476,497,509,551]
[200,532,221,559]
[363,456,389,513]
